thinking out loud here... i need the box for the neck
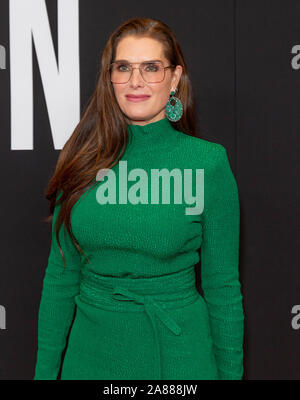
[125,116,178,153]
[127,116,175,134]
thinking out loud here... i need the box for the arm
[34,195,82,380]
[200,145,245,380]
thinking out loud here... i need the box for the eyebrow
[114,59,163,64]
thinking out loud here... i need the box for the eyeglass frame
[108,61,175,84]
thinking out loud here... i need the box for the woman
[34,17,244,380]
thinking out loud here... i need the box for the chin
[125,110,152,120]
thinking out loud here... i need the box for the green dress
[34,117,244,380]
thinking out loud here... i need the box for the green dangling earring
[165,89,183,122]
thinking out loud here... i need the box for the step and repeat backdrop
[0,0,299,380]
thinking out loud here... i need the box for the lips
[126,95,150,99]
[125,94,151,102]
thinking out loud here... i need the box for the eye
[116,63,130,72]
[144,63,160,72]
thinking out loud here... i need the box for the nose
[129,67,145,86]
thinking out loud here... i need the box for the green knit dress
[34,117,244,380]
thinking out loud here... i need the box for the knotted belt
[112,285,182,379]
[78,265,199,379]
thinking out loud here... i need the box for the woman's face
[112,36,182,126]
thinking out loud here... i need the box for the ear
[171,65,183,90]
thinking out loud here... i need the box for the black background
[0,0,299,380]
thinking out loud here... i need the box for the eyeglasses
[108,61,174,84]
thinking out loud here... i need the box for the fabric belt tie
[112,285,182,380]
[77,265,199,380]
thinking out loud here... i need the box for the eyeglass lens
[110,61,166,83]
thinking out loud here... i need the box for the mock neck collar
[121,116,180,157]
[126,116,174,135]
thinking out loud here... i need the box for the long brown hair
[45,17,199,268]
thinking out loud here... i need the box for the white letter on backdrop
[10,0,80,149]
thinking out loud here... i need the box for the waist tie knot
[112,285,182,379]
[78,266,198,379]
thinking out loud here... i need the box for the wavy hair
[45,17,199,268]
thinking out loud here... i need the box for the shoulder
[177,134,239,198]
[174,131,238,196]
[176,130,228,165]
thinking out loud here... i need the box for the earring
[165,89,183,122]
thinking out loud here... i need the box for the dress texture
[33,117,244,380]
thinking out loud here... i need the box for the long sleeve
[200,144,245,380]
[34,196,83,380]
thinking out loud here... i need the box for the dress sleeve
[34,195,82,380]
[200,145,245,380]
